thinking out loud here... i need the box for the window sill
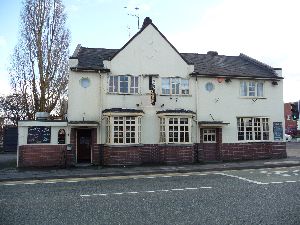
[237,140,272,143]
[104,144,144,147]
[106,92,141,96]
[158,143,193,146]
[239,96,266,99]
[159,94,192,97]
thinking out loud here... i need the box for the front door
[202,128,220,161]
[77,129,91,163]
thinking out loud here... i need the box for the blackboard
[273,122,283,141]
[27,126,51,144]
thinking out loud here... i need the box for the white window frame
[203,129,216,143]
[237,117,270,141]
[240,81,264,97]
[161,78,190,95]
[108,75,140,94]
[159,116,192,144]
[106,116,142,144]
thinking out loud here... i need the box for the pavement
[0,143,300,182]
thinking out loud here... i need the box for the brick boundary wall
[102,144,195,166]
[221,142,287,161]
[19,145,67,168]
[18,142,286,167]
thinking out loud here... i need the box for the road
[1,167,300,225]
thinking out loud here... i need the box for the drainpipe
[195,75,199,162]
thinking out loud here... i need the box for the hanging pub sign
[273,122,283,141]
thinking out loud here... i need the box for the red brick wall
[103,145,141,166]
[19,145,67,167]
[221,142,286,161]
[91,128,100,165]
[102,144,195,166]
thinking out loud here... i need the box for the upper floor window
[161,78,189,95]
[108,75,139,94]
[240,81,264,97]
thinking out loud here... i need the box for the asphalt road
[1,167,300,225]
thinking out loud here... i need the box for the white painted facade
[18,22,285,146]
[66,23,284,146]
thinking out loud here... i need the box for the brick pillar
[91,128,100,165]
[67,128,76,166]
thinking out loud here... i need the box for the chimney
[207,51,218,57]
[142,17,152,28]
[35,112,50,121]
[273,68,282,77]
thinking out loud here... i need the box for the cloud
[167,0,300,102]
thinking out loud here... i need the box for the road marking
[286,181,297,183]
[80,194,91,197]
[271,182,283,184]
[80,186,212,198]
[3,183,16,186]
[216,172,267,185]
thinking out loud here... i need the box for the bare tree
[10,0,70,118]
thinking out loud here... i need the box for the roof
[182,52,280,79]
[70,17,281,79]
[156,109,196,115]
[70,47,118,71]
[102,108,144,114]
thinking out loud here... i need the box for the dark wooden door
[77,129,91,163]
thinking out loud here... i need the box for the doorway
[201,128,220,161]
[77,129,92,163]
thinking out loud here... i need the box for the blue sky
[0,0,299,102]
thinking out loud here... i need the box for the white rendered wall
[18,121,68,145]
[68,71,101,122]
[197,78,284,143]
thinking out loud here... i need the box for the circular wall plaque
[205,82,214,92]
[80,77,90,88]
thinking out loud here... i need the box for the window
[27,126,51,144]
[203,129,216,143]
[159,117,191,143]
[161,78,189,95]
[58,129,66,144]
[240,81,264,97]
[108,75,139,94]
[237,117,269,141]
[106,116,141,144]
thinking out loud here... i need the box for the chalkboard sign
[27,126,51,144]
[273,122,283,141]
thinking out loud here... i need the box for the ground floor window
[106,116,141,144]
[237,117,269,141]
[203,129,216,143]
[159,117,191,144]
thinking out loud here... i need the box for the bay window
[106,116,142,144]
[159,116,191,143]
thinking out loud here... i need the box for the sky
[0,0,299,103]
